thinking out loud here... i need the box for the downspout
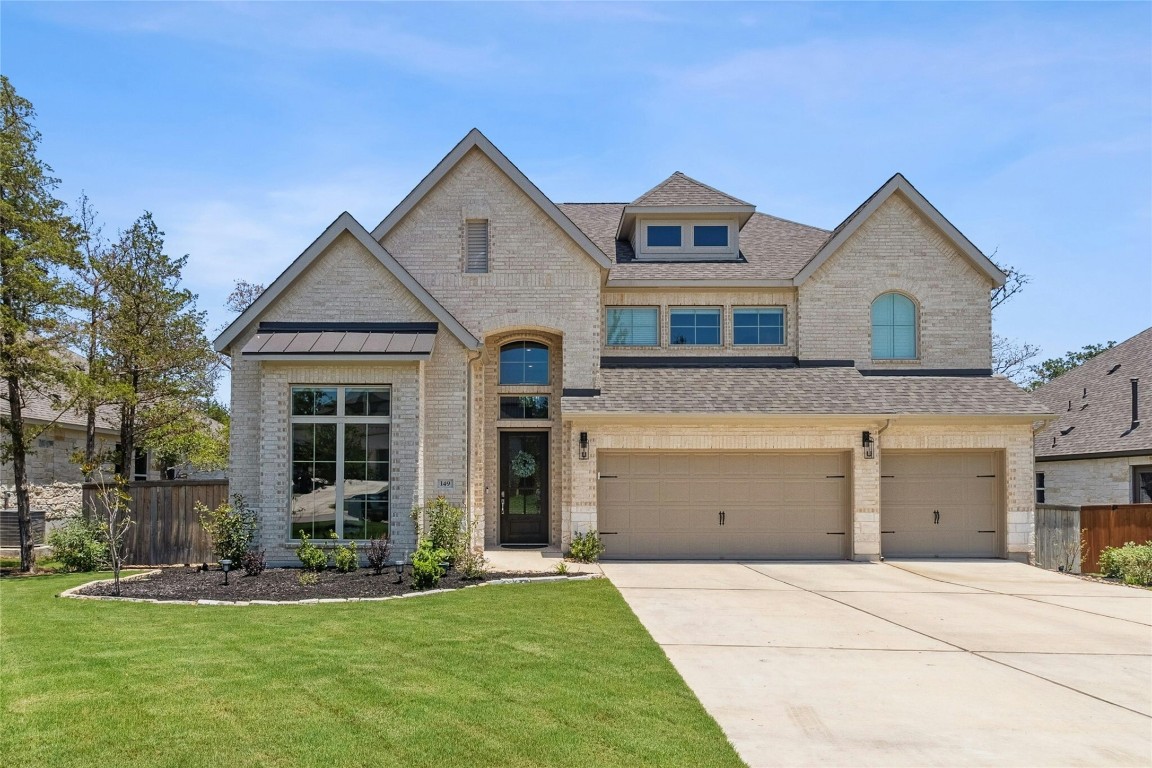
[465,348,483,546]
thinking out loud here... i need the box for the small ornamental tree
[85,465,132,595]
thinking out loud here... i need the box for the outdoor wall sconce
[862,431,874,459]
[579,431,589,460]
[219,559,232,586]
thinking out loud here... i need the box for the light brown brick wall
[798,194,995,369]
[380,148,604,390]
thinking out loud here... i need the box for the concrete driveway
[602,560,1152,767]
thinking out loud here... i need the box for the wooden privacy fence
[83,480,228,565]
[1080,504,1152,574]
[1034,504,1081,572]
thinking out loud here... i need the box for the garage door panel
[881,451,1000,558]
[599,451,849,560]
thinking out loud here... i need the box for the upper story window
[606,307,659,347]
[465,219,489,273]
[871,293,917,360]
[499,341,549,385]
[733,307,785,346]
[638,220,738,259]
[670,307,721,345]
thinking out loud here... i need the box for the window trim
[732,306,787,347]
[1132,465,1152,504]
[871,291,919,361]
[669,306,723,347]
[605,306,660,348]
[1035,472,1045,504]
[637,219,738,259]
[289,385,392,542]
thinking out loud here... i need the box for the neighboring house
[215,129,1049,565]
[1032,327,1152,506]
[0,392,120,487]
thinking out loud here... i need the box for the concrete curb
[57,571,600,606]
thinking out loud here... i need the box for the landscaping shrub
[196,494,256,564]
[456,546,489,580]
[241,548,266,576]
[410,539,448,589]
[46,518,107,572]
[1097,541,1152,586]
[333,540,358,573]
[295,533,328,572]
[411,496,467,563]
[568,530,605,563]
[366,536,392,575]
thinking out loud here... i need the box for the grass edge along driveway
[0,574,743,768]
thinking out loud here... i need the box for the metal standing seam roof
[561,367,1051,417]
[1032,327,1152,458]
[241,323,439,357]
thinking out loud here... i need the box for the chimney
[1132,378,1140,430]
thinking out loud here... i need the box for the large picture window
[606,307,659,347]
[871,292,917,360]
[499,341,550,385]
[290,386,390,540]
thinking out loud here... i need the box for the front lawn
[0,573,743,768]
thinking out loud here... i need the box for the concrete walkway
[602,560,1152,767]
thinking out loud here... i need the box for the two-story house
[215,129,1049,565]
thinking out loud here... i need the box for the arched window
[871,293,917,360]
[499,341,549,385]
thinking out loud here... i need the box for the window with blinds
[465,219,489,273]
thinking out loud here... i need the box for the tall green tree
[103,212,221,479]
[1025,342,1116,391]
[0,76,80,571]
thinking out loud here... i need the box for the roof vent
[1132,378,1140,430]
[1059,426,1075,436]
[1083,387,1088,399]
[1108,364,1121,375]
[1067,400,1072,411]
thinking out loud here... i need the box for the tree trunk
[4,372,35,572]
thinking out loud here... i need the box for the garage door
[597,452,849,560]
[881,452,1000,558]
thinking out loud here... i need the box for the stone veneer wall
[798,194,995,370]
[1037,454,1152,507]
[601,288,798,357]
[561,419,1035,560]
[1,427,117,486]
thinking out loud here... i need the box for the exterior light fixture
[220,559,232,586]
[579,431,589,460]
[394,559,405,584]
[862,431,874,460]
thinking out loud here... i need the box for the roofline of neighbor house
[369,128,613,270]
[213,213,480,353]
[1035,449,1152,463]
[794,174,1007,286]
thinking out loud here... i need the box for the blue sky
[4,1,1150,395]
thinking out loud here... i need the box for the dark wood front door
[500,431,549,545]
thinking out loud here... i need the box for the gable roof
[369,128,612,270]
[632,171,753,207]
[1033,327,1152,460]
[213,213,480,353]
[794,173,1007,286]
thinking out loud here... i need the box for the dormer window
[638,219,737,259]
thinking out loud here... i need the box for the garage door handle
[718,510,726,526]
[933,510,940,525]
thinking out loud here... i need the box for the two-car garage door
[597,450,1002,560]
[598,452,849,560]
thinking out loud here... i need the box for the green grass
[0,573,743,768]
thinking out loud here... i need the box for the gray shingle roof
[1032,327,1152,458]
[563,367,1050,416]
[556,204,829,282]
[0,389,119,432]
[632,172,753,207]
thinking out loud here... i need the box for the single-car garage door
[598,452,849,560]
[881,451,1001,558]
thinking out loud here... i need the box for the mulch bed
[76,566,556,601]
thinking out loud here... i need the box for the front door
[500,431,549,545]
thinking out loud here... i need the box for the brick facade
[1037,455,1152,507]
[798,194,995,370]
